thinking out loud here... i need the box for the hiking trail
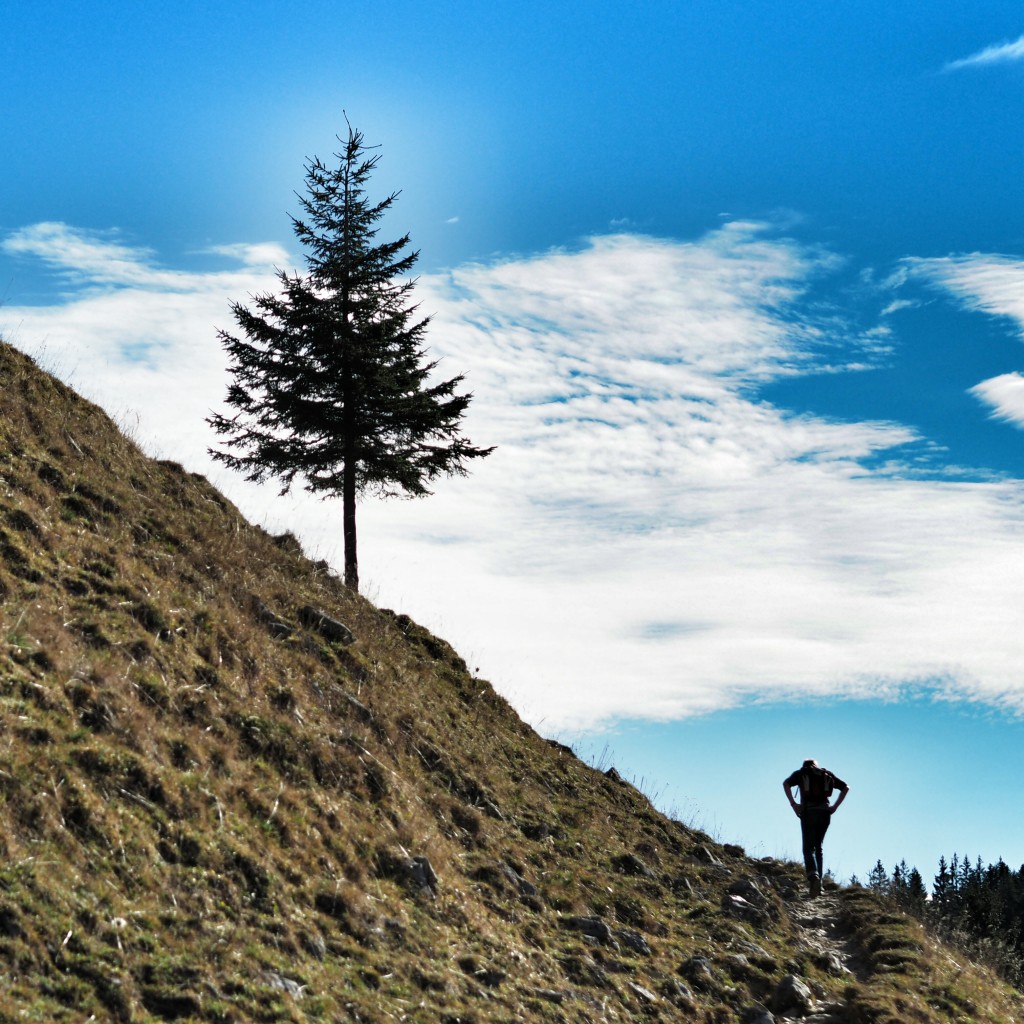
[773,889,866,1023]
[791,890,861,977]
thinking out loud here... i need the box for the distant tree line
[858,854,1024,986]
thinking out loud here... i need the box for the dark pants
[801,806,831,878]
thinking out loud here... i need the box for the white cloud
[902,253,1024,334]
[945,34,1024,71]
[6,222,1024,730]
[1,223,288,444]
[880,298,917,316]
[970,373,1024,428]
[2,223,290,294]
[902,252,1024,427]
[207,241,292,266]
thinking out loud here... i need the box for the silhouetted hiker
[783,758,849,897]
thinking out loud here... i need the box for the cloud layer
[5,223,1024,729]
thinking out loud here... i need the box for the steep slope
[1,338,1022,1024]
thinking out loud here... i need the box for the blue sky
[4,1,1024,883]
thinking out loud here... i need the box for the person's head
[803,758,817,768]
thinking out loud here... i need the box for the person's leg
[810,809,831,879]
[800,808,831,895]
[799,816,817,877]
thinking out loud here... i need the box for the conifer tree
[933,855,951,908]
[906,867,927,908]
[209,123,493,590]
[867,859,889,894]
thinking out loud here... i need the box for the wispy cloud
[970,373,1024,428]
[2,223,289,293]
[0,222,287,442]
[6,223,1024,729]
[944,33,1024,72]
[905,251,1024,428]
[880,298,918,316]
[901,253,1024,334]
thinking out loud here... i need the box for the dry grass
[2,337,1024,1023]
[837,887,1024,1022]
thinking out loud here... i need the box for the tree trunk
[340,261,358,591]
[343,462,358,591]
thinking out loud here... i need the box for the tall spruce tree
[209,123,493,591]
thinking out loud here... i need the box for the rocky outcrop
[298,604,355,644]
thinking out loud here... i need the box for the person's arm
[783,780,801,817]
[830,787,849,814]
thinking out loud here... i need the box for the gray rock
[252,597,293,637]
[374,847,437,895]
[810,1001,847,1019]
[613,852,656,878]
[615,929,652,956]
[628,981,659,1004]
[680,955,716,991]
[724,877,777,927]
[772,974,814,1016]
[563,916,614,943]
[663,979,696,1006]
[820,951,850,976]
[741,1005,775,1024]
[298,605,355,645]
[530,988,566,1004]
[261,971,305,1000]
[728,877,767,903]
[723,893,770,926]
[499,861,538,897]
[409,855,438,893]
[734,939,774,962]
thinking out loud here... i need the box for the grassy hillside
[1,337,1023,1023]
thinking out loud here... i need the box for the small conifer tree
[933,854,951,907]
[209,122,493,590]
[906,867,927,908]
[868,859,890,894]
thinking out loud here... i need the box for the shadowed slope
[1,339,1022,1023]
